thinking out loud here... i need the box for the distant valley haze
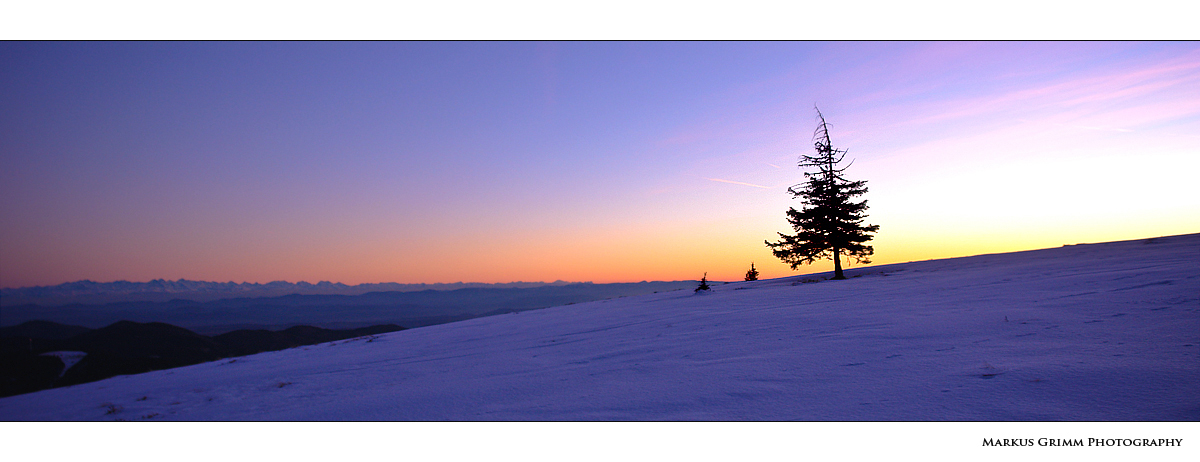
[0,278,597,305]
[0,279,702,332]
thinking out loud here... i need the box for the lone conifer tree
[744,263,759,281]
[695,273,711,292]
[766,107,879,280]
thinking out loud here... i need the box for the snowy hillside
[1,234,1197,421]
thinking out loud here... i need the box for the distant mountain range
[0,279,583,306]
[0,281,702,334]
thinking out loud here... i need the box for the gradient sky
[2,41,1198,288]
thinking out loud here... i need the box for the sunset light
[2,41,1198,287]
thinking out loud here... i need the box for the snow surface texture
[2,234,1197,421]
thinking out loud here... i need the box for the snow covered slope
[2,234,1197,421]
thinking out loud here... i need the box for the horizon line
[0,278,718,291]
[6,231,1195,291]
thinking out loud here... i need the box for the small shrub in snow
[695,273,712,293]
[745,263,759,281]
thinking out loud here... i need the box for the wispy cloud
[1058,123,1134,133]
[705,178,770,189]
[887,49,1200,131]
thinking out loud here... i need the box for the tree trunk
[832,247,845,280]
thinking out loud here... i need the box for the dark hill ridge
[212,324,403,357]
[0,320,405,398]
[65,321,227,359]
[56,321,232,388]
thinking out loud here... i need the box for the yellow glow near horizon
[2,42,1198,287]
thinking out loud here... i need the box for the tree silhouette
[766,107,879,280]
[695,273,711,292]
[744,263,759,281]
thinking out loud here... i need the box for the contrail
[706,178,770,189]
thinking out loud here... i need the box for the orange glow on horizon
[2,42,1198,288]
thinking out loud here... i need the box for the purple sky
[2,41,1198,287]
